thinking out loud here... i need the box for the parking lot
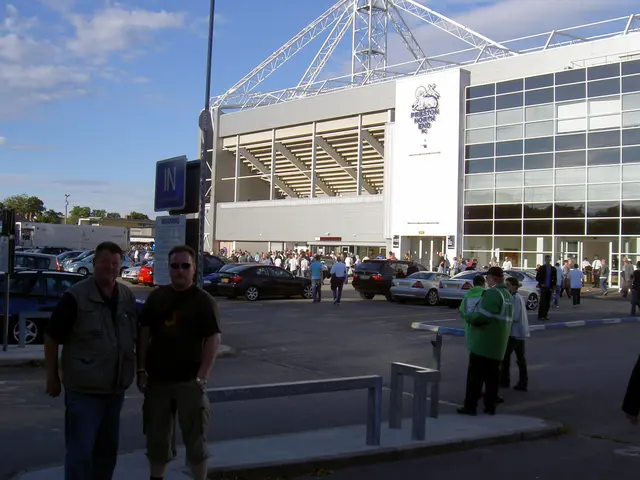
[0,283,638,478]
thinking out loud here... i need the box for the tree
[105,212,121,219]
[126,211,149,220]
[37,209,63,224]
[91,209,107,218]
[3,194,45,220]
[69,206,91,218]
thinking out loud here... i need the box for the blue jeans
[65,390,124,480]
[600,278,608,294]
[553,285,561,306]
[332,279,344,303]
[311,279,322,302]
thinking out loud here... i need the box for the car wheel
[302,285,313,299]
[527,293,539,310]
[359,293,375,300]
[245,286,260,302]
[425,289,439,306]
[12,319,38,345]
[77,267,89,276]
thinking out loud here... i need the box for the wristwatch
[196,377,207,388]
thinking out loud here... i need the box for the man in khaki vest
[44,241,138,480]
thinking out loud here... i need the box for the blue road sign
[154,156,187,212]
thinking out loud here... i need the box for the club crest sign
[411,84,440,148]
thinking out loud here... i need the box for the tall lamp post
[197,0,216,288]
[64,194,70,224]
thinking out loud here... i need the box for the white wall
[389,68,470,260]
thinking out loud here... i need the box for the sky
[0,0,637,217]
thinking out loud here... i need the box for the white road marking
[614,446,640,457]
[381,386,462,408]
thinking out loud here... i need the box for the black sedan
[217,264,313,301]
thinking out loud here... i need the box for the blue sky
[0,0,637,217]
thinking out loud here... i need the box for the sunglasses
[170,263,192,270]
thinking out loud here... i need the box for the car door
[5,273,39,315]
[252,266,275,295]
[268,267,299,296]
[42,274,80,311]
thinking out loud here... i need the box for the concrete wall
[215,150,273,203]
[215,196,384,243]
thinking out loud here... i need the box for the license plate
[445,284,458,289]
[221,278,229,283]
[360,275,370,280]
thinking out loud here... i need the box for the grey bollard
[411,371,428,441]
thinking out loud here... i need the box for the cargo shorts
[143,380,211,465]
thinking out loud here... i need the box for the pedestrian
[136,245,222,480]
[592,255,602,288]
[535,255,556,320]
[500,277,530,392]
[44,241,138,480]
[623,353,640,425]
[309,254,325,303]
[329,256,347,305]
[630,261,640,316]
[553,262,563,308]
[599,259,610,296]
[568,263,584,307]
[621,258,635,297]
[457,267,514,416]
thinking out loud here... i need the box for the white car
[390,272,449,306]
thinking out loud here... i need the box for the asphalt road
[0,284,638,479]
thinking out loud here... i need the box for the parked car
[66,253,133,276]
[121,261,148,283]
[56,250,85,264]
[203,263,241,295]
[352,259,427,301]
[0,270,85,344]
[33,247,72,256]
[438,270,540,310]
[217,264,313,301]
[62,249,93,269]
[15,252,61,271]
[390,271,450,306]
[138,261,154,286]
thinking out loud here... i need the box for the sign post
[153,215,187,286]
[1,208,16,352]
[154,156,188,213]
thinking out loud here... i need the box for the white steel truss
[212,4,639,111]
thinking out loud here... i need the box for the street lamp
[64,194,70,224]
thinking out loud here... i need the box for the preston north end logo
[411,84,440,148]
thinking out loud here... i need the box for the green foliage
[2,194,45,220]
[126,211,149,220]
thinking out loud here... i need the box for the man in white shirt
[502,257,513,271]
[329,257,347,305]
[344,255,353,284]
[300,256,309,278]
[569,264,584,307]
[581,257,592,289]
[501,277,530,392]
[591,256,602,288]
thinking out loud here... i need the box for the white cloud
[0,137,6,145]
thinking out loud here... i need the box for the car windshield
[355,261,384,271]
[219,264,239,272]
[408,272,436,279]
[452,271,487,280]
[224,265,251,274]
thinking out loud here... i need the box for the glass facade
[463,59,640,274]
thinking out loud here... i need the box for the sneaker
[456,407,477,416]
[495,396,505,404]
[513,385,528,392]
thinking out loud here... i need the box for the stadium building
[203,0,640,282]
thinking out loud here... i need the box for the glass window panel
[464,221,492,235]
[623,111,640,128]
[525,153,553,170]
[556,151,586,169]
[523,237,552,251]
[496,140,523,156]
[468,84,495,99]
[555,166,586,184]
[558,118,587,133]
[524,220,552,235]
[589,96,621,115]
[588,78,620,98]
[495,171,523,188]
[494,221,522,235]
[495,188,523,203]
[495,155,523,172]
[464,205,493,219]
[465,142,494,159]
[497,124,523,141]
[587,219,620,235]
[588,148,620,166]
[555,219,585,235]
[555,202,585,218]
[622,60,640,76]
[467,111,495,128]
[587,201,620,217]
[524,203,553,218]
[555,185,586,201]
[556,68,586,85]
[623,164,640,181]
[525,169,553,186]
[623,182,640,200]
[623,146,640,164]
[465,174,494,189]
[622,92,640,111]
[525,137,553,154]
[525,74,554,90]
[622,200,640,217]
[494,237,522,252]
[497,79,523,94]
[496,108,523,125]
[622,75,640,94]
[588,183,620,201]
[557,100,586,119]
[588,63,620,80]
[622,219,640,235]
[525,88,554,106]
[588,130,621,148]
[589,114,621,130]
[496,93,523,110]
[623,128,640,146]
[525,186,553,202]
[588,165,621,183]
[465,159,494,174]
[525,104,554,122]
[495,204,522,219]
[466,127,495,144]
[525,121,554,138]
[464,236,492,250]
[465,190,494,204]
[557,83,586,102]
[467,97,495,114]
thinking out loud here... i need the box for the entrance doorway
[556,237,616,287]
[404,236,446,270]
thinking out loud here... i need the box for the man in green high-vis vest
[458,266,514,416]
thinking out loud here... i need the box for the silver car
[438,270,540,310]
[390,272,449,306]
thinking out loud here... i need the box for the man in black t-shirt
[136,245,221,480]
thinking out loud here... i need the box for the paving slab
[13,414,563,480]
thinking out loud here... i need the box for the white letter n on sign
[164,166,176,192]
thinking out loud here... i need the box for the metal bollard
[429,334,443,418]
[18,313,26,348]
[366,378,382,446]
[411,370,428,441]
